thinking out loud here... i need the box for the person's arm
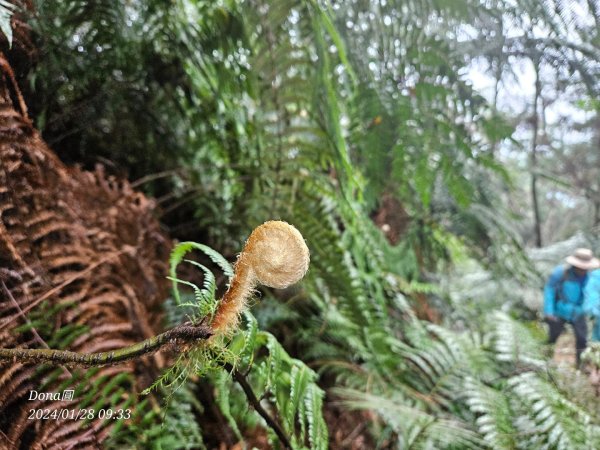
[543,285,556,317]
[543,268,561,318]
[584,272,600,318]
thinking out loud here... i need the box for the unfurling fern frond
[153,224,327,449]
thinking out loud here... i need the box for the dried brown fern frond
[0,48,172,448]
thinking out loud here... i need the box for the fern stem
[0,324,211,367]
[225,362,292,450]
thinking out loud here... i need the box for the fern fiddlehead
[0,221,310,366]
[211,220,310,333]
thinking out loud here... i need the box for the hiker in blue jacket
[544,248,600,367]
[584,269,600,342]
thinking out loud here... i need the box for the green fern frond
[492,312,546,368]
[214,370,244,442]
[463,376,517,450]
[509,372,600,449]
[582,342,600,367]
[336,388,482,449]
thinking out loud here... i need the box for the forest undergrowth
[0,0,600,449]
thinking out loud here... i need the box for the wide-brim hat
[565,248,600,270]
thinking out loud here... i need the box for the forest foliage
[1,0,600,449]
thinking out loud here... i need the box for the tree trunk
[530,58,543,248]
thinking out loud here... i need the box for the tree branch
[2,281,72,378]
[0,324,212,367]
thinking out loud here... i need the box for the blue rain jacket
[583,269,600,341]
[593,317,600,342]
[543,265,588,321]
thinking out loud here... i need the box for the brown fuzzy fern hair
[210,221,310,333]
